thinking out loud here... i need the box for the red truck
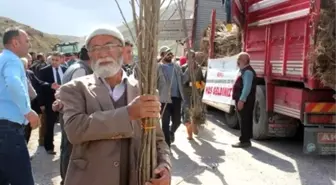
[203,0,335,155]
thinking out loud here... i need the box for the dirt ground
[28,109,336,185]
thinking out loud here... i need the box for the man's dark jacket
[26,70,48,114]
[37,65,67,107]
[30,60,47,76]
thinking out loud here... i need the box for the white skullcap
[85,26,125,48]
[159,46,172,54]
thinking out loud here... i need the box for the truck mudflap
[303,127,336,155]
[303,102,336,155]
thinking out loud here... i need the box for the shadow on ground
[171,132,228,185]
[30,123,62,185]
[206,109,336,185]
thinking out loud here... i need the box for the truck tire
[224,111,240,129]
[253,85,269,140]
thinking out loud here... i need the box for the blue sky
[0,0,169,36]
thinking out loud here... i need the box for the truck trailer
[200,0,335,155]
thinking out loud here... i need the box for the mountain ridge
[1,0,195,56]
[0,16,82,53]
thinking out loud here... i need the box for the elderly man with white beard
[59,26,171,185]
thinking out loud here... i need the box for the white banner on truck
[202,55,240,105]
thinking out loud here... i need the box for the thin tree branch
[114,0,137,43]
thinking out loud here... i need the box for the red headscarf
[179,56,187,66]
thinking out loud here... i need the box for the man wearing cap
[66,53,78,67]
[59,26,171,185]
[157,46,185,146]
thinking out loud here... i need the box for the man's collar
[163,62,173,65]
[3,49,19,58]
[240,64,250,70]
[2,49,12,54]
[121,69,128,80]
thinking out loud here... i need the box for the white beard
[91,57,123,78]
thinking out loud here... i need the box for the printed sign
[318,132,336,144]
[202,55,239,105]
[303,127,336,155]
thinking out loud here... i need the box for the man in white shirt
[38,52,67,154]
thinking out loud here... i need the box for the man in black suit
[38,52,67,154]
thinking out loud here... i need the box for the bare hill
[0,16,61,53]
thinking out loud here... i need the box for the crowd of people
[0,24,256,185]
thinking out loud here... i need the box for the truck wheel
[253,85,269,140]
[225,111,240,129]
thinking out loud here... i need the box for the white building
[118,0,195,57]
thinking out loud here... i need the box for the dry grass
[310,0,336,90]
[195,51,208,66]
[200,20,242,58]
[0,17,61,53]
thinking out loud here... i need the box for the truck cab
[53,42,79,61]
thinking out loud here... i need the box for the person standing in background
[66,53,78,67]
[38,52,67,155]
[45,55,52,65]
[23,54,49,144]
[179,56,187,66]
[0,27,39,185]
[157,46,185,146]
[26,53,33,68]
[122,40,134,76]
[30,53,46,75]
[60,53,69,68]
[232,52,257,148]
[181,51,205,140]
[54,46,93,185]
[27,53,47,146]
[21,57,37,143]
[29,51,37,62]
